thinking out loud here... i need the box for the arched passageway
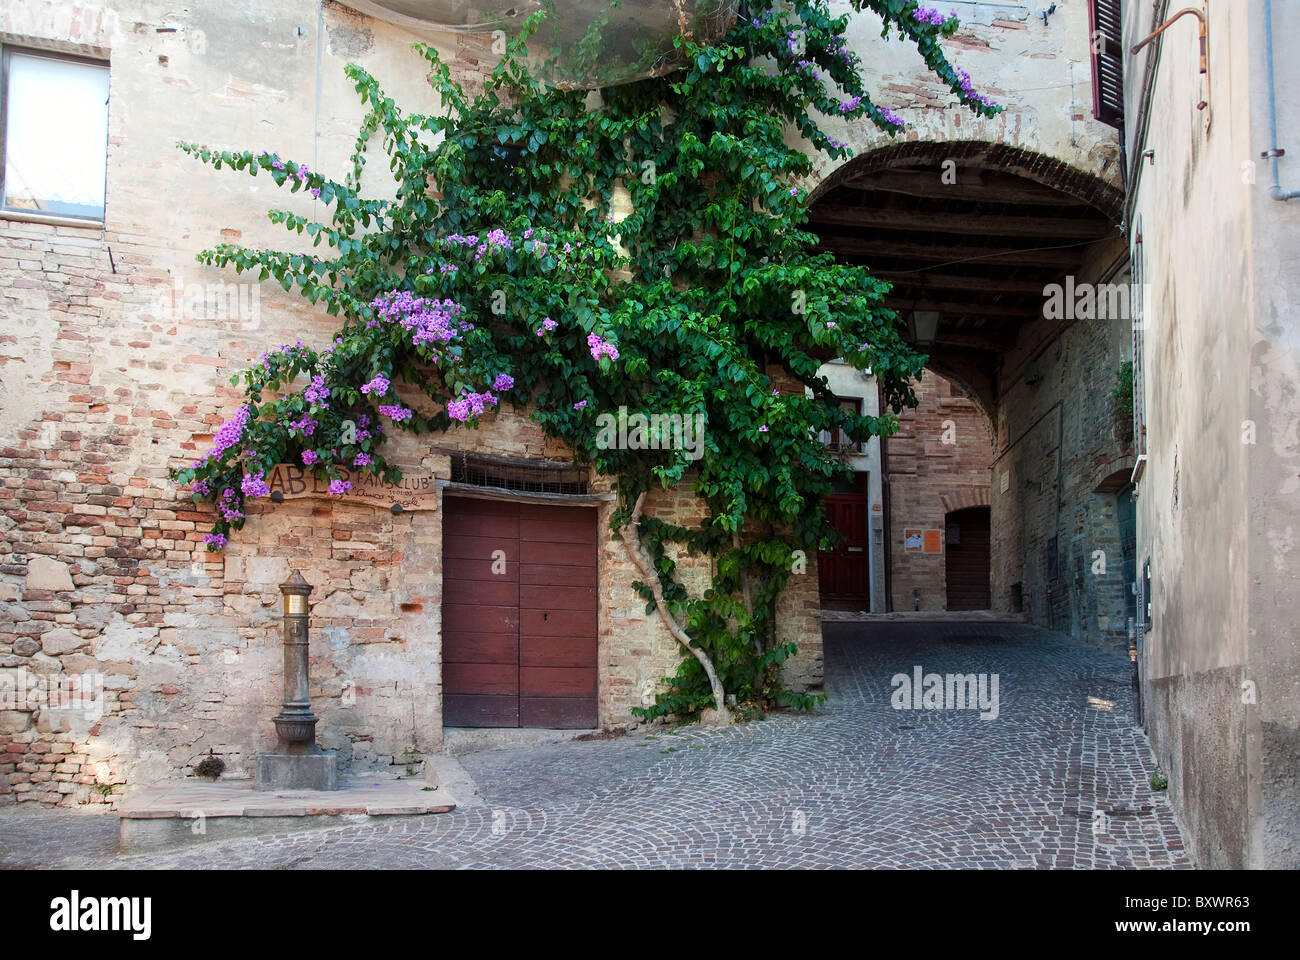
[811,142,1136,643]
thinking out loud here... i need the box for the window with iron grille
[448,451,589,495]
[1089,0,1124,128]
[1,45,110,222]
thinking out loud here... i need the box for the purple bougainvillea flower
[369,291,465,351]
[203,532,227,550]
[301,449,319,465]
[378,404,413,423]
[360,374,390,396]
[328,479,352,496]
[353,453,371,467]
[289,413,317,437]
[758,425,769,433]
[879,107,905,128]
[587,333,620,362]
[240,472,270,499]
[492,373,514,392]
[573,400,588,410]
[304,375,330,406]
[218,488,244,522]
[203,404,251,463]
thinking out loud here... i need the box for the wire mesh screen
[449,451,589,495]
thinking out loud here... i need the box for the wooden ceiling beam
[882,297,1043,319]
[808,206,1114,239]
[841,169,1086,206]
[812,238,1086,269]
[870,271,1050,297]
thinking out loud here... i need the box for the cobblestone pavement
[0,621,1191,869]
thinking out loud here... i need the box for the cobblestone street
[0,621,1190,869]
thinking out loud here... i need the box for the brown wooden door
[945,506,991,610]
[818,473,870,603]
[442,497,598,728]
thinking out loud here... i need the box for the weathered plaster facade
[1124,0,1300,869]
[808,0,1123,198]
[0,0,823,806]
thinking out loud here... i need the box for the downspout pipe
[1263,0,1300,201]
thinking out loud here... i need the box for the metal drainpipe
[1263,0,1300,201]
[1124,0,1171,229]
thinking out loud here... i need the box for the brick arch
[808,139,1124,223]
[922,359,996,444]
[940,487,990,516]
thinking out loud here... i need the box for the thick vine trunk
[732,531,761,659]
[621,491,731,725]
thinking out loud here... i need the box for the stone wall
[987,243,1136,646]
[0,0,821,807]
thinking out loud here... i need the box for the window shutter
[1089,0,1125,128]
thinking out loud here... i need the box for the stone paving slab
[118,777,455,819]
[112,777,456,855]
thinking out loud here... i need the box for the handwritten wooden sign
[266,464,438,512]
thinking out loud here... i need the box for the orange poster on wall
[923,529,943,553]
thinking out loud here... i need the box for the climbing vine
[169,0,1000,722]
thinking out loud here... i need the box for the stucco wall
[1126,0,1300,868]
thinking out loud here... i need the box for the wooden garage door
[442,496,598,728]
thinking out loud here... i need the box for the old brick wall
[0,1,825,807]
[885,371,994,611]
[0,0,502,807]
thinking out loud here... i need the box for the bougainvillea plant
[169,0,1000,722]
